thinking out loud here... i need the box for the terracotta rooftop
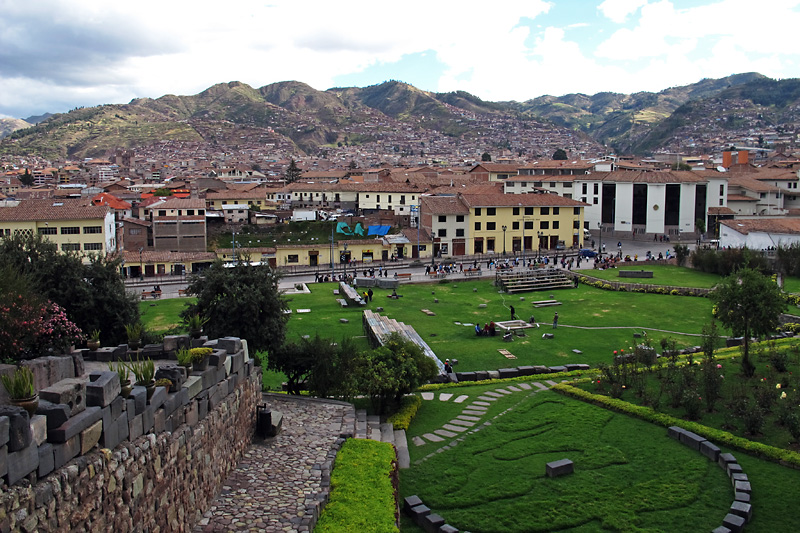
[460,193,588,208]
[721,218,800,236]
[0,199,110,222]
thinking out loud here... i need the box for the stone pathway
[195,395,355,533]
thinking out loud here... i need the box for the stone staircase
[355,409,410,469]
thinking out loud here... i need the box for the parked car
[579,248,597,258]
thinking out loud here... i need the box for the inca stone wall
[0,336,261,532]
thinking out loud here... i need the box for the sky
[2,0,799,119]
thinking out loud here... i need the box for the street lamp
[138,247,144,281]
[597,222,603,257]
[502,225,507,256]
[537,231,543,258]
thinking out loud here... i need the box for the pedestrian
[510,305,516,320]
[553,312,558,329]
[444,359,453,373]
[367,288,373,302]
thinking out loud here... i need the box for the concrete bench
[336,298,348,307]
[532,300,562,307]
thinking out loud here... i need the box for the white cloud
[597,0,649,23]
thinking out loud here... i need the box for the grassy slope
[402,390,733,533]
[581,264,723,288]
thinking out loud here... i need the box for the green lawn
[288,280,722,371]
[400,383,800,532]
[782,275,800,294]
[139,298,194,333]
[401,388,733,532]
[579,264,723,288]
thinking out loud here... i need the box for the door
[309,251,319,267]
[453,240,466,256]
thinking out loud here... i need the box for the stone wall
[0,336,261,532]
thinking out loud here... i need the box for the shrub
[682,389,702,421]
[387,394,422,430]
[741,401,765,435]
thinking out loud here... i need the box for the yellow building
[422,193,587,258]
[0,199,116,261]
[274,239,388,268]
[204,190,269,210]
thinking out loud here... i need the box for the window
[377,195,381,202]
[84,243,103,251]
[400,195,406,205]
[187,210,194,216]
[574,207,581,215]
[487,208,496,216]
[438,215,447,223]
[513,207,519,216]
[719,184,724,195]
[582,183,588,194]
[593,198,599,205]
[760,193,766,198]
[38,227,57,235]
[456,228,464,237]
[475,208,482,216]
[487,238,495,252]
[540,221,549,230]
[287,255,299,263]
[524,221,534,230]
[524,207,533,216]
[564,182,572,188]
[550,182,556,188]
[60,226,80,235]
[521,182,527,187]
[553,221,560,229]
[534,182,542,187]
[540,207,550,215]
[198,210,204,216]
[581,197,587,203]
[573,220,580,229]
[456,215,464,222]
[512,222,519,230]
[129,228,142,235]
[61,243,80,251]
[438,229,447,237]
[474,222,481,231]
[388,195,392,203]
[158,210,167,216]
[594,183,599,195]
[507,182,515,188]
[553,207,560,215]
[83,226,102,234]
[487,222,496,230]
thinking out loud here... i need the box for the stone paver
[434,429,458,438]
[423,433,444,442]
[461,409,485,416]
[454,395,469,404]
[518,383,532,390]
[439,393,453,401]
[421,392,435,400]
[545,380,559,387]
[442,424,467,433]
[457,415,481,422]
[506,385,522,392]
[473,401,491,406]
[465,404,488,411]
[484,391,503,398]
[477,395,497,402]
[494,388,512,395]
[196,395,353,533]
[449,419,475,427]
[412,436,426,446]
[532,382,549,391]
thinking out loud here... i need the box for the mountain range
[2,72,798,160]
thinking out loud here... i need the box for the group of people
[475,322,497,336]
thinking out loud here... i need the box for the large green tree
[709,268,786,377]
[0,232,138,345]
[553,148,568,160]
[183,260,288,355]
[268,335,360,397]
[284,159,301,183]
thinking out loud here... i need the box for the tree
[673,244,690,267]
[183,260,288,356]
[284,159,301,183]
[671,162,692,171]
[709,268,786,377]
[0,232,138,344]
[553,149,568,160]
[481,152,491,162]
[695,218,706,235]
[19,169,34,187]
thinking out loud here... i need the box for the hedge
[552,382,800,469]
[315,439,399,533]
[387,395,422,431]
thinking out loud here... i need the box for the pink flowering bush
[0,294,84,361]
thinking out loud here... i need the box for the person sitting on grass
[489,321,496,336]
[475,324,483,336]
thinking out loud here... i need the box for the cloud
[597,0,649,23]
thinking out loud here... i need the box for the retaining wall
[0,336,260,532]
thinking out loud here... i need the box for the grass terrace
[578,264,723,288]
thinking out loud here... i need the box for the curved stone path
[412,380,564,464]
[195,394,355,533]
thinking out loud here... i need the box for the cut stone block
[30,415,47,446]
[155,365,185,392]
[546,458,574,477]
[548,365,567,373]
[727,463,743,477]
[474,371,490,381]
[711,527,732,533]
[718,453,737,469]
[7,443,38,485]
[408,504,431,522]
[734,480,751,494]
[86,371,121,408]
[734,491,750,503]
[0,406,31,452]
[422,433,443,443]
[40,378,86,416]
[421,513,445,533]
[699,440,720,462]
[80,419,103,454]
[722,513,745,533]
[53,435,80,469]
[183,375,203,399]
[498,368,519,379]
[434,429,457,438]
[403,495,423,515]
[37,442,54,478]
[47,406,102,444]
[667,426,685,440]
[730,501,752,523]
[128,413,144,441]
[678,430,706,451]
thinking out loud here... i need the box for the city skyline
[2,0,800,119]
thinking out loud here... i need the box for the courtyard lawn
[400,383,800,532]
[139,297,194,333]
[401,388,733,533]
[578,264,723,288]
[287,280,722,371]
[782,275,800,294]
